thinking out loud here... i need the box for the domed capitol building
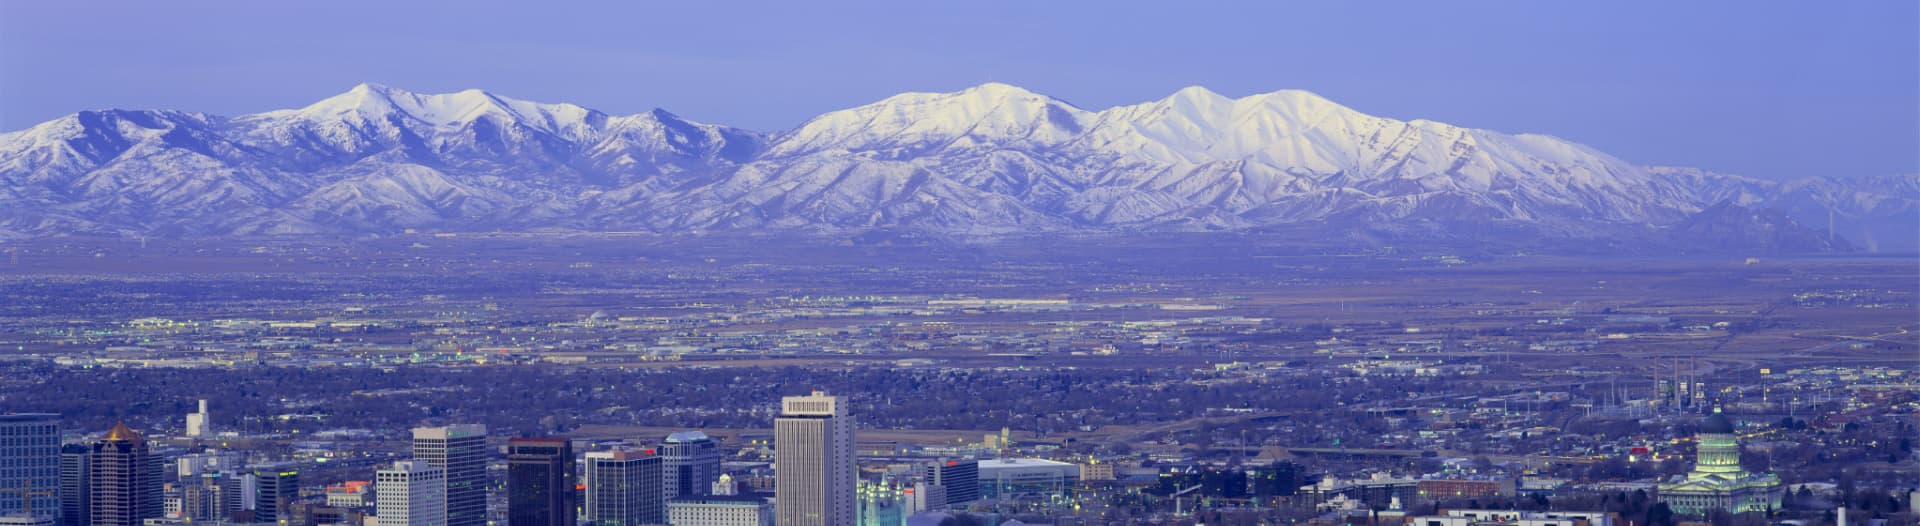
[1657,410,1783,515]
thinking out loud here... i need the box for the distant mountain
[1,83,1911,252]
[1644,167,1917,252]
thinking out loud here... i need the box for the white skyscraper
[376,461,446,526]
[775,391,855,526]
[185,401,210,438]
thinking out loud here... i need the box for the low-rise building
[667,496,772,526]
[977,459,1078,500]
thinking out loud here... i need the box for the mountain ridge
[1,83,1912,252]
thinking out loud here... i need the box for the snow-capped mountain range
[2,83,1912,251]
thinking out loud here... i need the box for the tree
[1644,502,1675,526]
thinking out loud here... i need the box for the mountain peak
[346,82,397,95]
[769,82,1090,156]
[1170,85,1225,100]
[869,82,1067,109]
[644,107,684,121]
[1241,88,1353,115]
[1156,85,1233,117]
[262,84,600,139]
[958,82,1042,98]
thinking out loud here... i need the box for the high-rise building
[376,461,446,526]
[177,483,220,522]
[920,459,977,507]
[411,425,487,526]
[184,401,211,438]
[0,415,60,523]
[252,467,299,525]
[661,432,719,500]
[58,445,88,526]
[775,391,855,526]
[141,458,162,520]
[506,438,573,526]
[667,497,772,526]
[216,471,258,515]
[582,448,662,526]
[173,472,241,522]
[89,423,163,526]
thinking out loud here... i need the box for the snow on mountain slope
[0,84,766,235]
[0,82,1908,252]
[0,110,225,196]
[739,83,1697,229]
[766,83,1092,158]
[241,83,603,142]
[586,109,766,190]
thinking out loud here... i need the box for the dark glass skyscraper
[507,438,574,526]
[59,444,90,526]
[413,425,488,526]
[252,467,299,525]
[922,459,979,506]
[0,414,60,523]
[583,448,662,526]
[89,423,162,526]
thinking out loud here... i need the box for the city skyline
[0,3,1912,526]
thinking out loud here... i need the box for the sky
[2,1,1914,180]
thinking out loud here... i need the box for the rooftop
[665,431,711,443]
[978,458,1076,469]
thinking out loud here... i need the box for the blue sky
[2,1,1914,180]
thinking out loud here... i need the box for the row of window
[0,425,56,436]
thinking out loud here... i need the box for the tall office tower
[0,415,60,522]
[178,483,219,522]
[217,471,258,515]
[412,425,487,526]
[775,391,856,526]
[661,432,719,500]
[58,445,89,526]
[252,467,299,525]
[920,459,978,507]
[184,401,211,438]
[89,423,162,526]
[376,461,446,526]
[582,448,663,526]
[506,438,573,526]
[142,457,162,520]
